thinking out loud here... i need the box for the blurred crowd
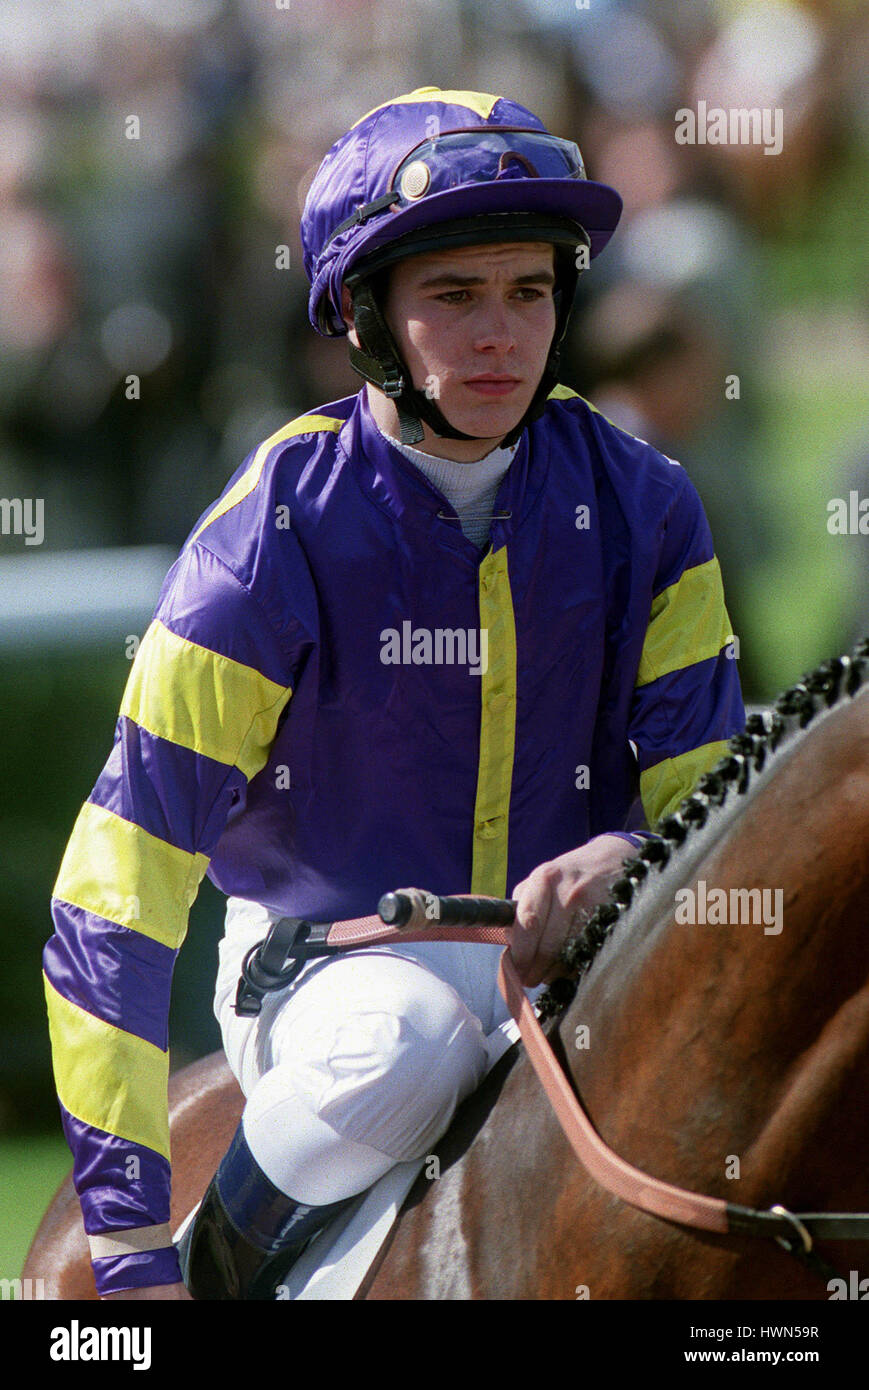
[0,0,867,690]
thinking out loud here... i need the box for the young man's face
[342,241,557,461]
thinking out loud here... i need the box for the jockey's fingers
[522,892,583,986]
[509,870,554,974]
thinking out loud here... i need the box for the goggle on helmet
[301,94,622,444]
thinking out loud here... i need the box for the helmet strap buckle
[380,370,405,399]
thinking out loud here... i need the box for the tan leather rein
[234,887,869,1267]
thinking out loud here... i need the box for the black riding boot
[178,1122,360,1300]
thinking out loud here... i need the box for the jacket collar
[337,387,547,557]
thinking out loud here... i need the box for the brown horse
[25,642,869,1299]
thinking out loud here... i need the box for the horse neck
[559,687,869,1209]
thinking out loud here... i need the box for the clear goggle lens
[389,128,586,204]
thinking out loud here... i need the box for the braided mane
[536,637,869,1021]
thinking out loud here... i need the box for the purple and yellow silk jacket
[43,384,745,1292]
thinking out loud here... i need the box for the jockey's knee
[241,951,489,1204]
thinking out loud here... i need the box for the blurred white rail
[0,546,176,650]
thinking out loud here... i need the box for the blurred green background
[2,0,867,1279]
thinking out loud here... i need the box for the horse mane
[536,636,869,1021]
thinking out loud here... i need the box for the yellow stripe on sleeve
[53,801,209,949]
[44,974,171,1160]
[637,558,733,688]
[121,620,293,782]
[191,414,343,542]
[640,740,731,827]
[470,547,518,898]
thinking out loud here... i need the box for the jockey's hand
[509,834,641,988]
[103,1282,192,1300]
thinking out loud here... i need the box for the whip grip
[378,888,516,930]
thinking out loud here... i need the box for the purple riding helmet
[300,86,623,445]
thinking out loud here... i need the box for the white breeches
[213,896,527,1206]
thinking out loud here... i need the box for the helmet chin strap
[347,266,576,449]
[347,280,479,445]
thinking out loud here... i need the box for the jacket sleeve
[42,542,300,1295]
[628,467,746,827]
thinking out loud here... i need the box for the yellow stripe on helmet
[352,87,502,130]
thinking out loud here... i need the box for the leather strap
[496,949,729,1232]
[323,901,726,1231]
[243,889,869,1247]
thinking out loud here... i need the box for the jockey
[42,87,746,1300]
